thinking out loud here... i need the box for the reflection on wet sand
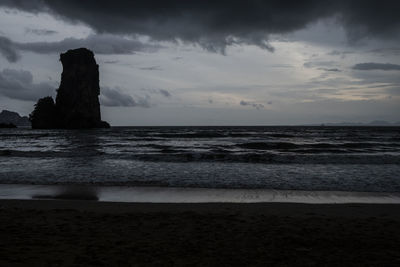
[32,185,98,201]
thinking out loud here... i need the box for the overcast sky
[0,0,399,125]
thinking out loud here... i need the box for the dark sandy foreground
[1,200,400,266]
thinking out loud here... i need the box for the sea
[0,126,399,195]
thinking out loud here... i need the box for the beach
[1,1,399,265]
[1,200,400,266]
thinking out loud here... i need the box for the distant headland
[0,110,30,127]
[30,48,110,129]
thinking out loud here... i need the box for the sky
[0,0,399,126]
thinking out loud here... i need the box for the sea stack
[30,48,110,129]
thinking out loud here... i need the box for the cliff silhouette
[30,48,110,129]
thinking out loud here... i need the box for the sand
[1,200,400,266]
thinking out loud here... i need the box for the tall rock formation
[30,48,110,129]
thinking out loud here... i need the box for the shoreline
[1,183,400,204]
[2,198,400,216]
[1,199,400,266]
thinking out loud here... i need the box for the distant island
[307,121,400,126]
[30,48,110,129]
[0,110,30,127]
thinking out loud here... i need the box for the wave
[0,133,51,138]
[129,132,297,139]
[237,142,299,150]
[124,137,165,141]
[0,149,105,158]
[154,132,226,138]
[2,146,399,164]
[136,144,173,149]
[267,133,295,138]
[129,153,400,164]
[236,141,399,150]
[5,150,397,164]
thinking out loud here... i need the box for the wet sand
[3,184,400,204]
[1,200,400,266]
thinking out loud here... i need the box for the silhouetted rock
[0,122,17,128]
[56,48,109,128]
[30,48,110,129]
[29,96,57,129]
[0,110,30,127]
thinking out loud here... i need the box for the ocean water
[0,126,399,192]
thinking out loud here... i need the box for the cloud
[0,68,155,107]
[0,68,55,101]
[139,66,163,71]
[0,34,162,62]
[103,60,119,64]
[327,50,353,59]
[100,87,151,107]
[368,48,400,56]
[0,36,20,62]
[327,50,353,56]
[142,88,172,97]
[270,64,294,69]
[240,100,265,110]
[25,28,57,36]
[18,34,162,55]
[158,89,171,97]
[352,63,400,71]
[304,61,337,68]
[2,1,399,53]
[318,68,341,72]
[386,87,400,95]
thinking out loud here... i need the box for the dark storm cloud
[1,0,399,53]
[352,63,400,71]
[0,35,162,62]
[0,36,20,62]
[240,100,265,110]
[0,68,55,101]
[100,87,151,107]
[17,34,162,55]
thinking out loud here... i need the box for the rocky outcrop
[0,110,30,127]
[29,97,57,129]
[30,48,110,129]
